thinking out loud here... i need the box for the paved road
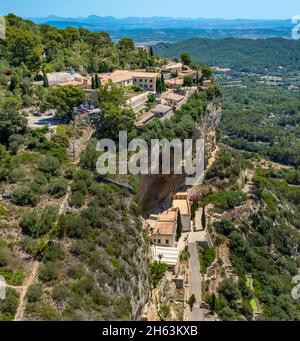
[188,242,204,321]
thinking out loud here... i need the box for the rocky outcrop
[139,98,222,217]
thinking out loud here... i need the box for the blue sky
[0,0,299,19]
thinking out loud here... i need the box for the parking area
[27,114,65,130]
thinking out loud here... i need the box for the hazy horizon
[25,15,292,21]
[1,0,299,20]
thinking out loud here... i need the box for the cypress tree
[176,210,183,242]
[43,73,49,88]
[91,74,96,89]
[95,74,100,89]
[9,75,18,92]
[161,74,166,92]
[156,77,162,94]
[201,205,206,230]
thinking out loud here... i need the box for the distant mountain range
[28,15,294,43]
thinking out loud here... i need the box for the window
[150,79,153,83]
[150,85,153,88]
[154,239,156,243]
[166,240,169,245]
[140,79,142,82]
[158,239,161,244]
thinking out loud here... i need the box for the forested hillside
[0,14,155,321]
[154,34,300,321]
[0,13,155,90]
[0,14,221,321]
[222,85,300,166]
[197,81,300,320]
[154,38,300,73]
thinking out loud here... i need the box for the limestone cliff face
[113,219,150,321]
[131,244,150,320]
[196,99,222,167]
[138,99,222,217]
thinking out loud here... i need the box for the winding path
[14,261,39,321]
[13,127,95,321]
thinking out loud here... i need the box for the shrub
[74,169,93,187]
[52,284,69,303]
[7,167,27,183]
[40,305,59,321]
[77,276,95,294]
[0,205,8,216]
[160,303,170,319]
[69,191,85,208]
[0,288,19,318]
[38,155,60,175]
[20,206,58,238]
[220,307,237,321]
[58,214,89,239]
[51,133,70,149]
[0,269,25,286]
[12,185,39,207]
[219,279,241,303]
[202,190,247,211]
[63,164,76,179]
[28,174,48,193]
[215,220,236,236]
[43,243,65,262]
[8,134,25,154]
[0,244,10,267]
[67,265,86,279]
[80,144,99,171]
[199,247,216,275]
[48,178,68,198]
[20,237,48,257]
[71,180,88,195]
[150,261,168,288]
[113,297,131,321]
[39,261,59,283]
[26,284,42,303]
[91,288,109,307]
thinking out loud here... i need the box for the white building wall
[181,215,192,232]
[152,235,175,247]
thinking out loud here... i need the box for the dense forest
[222,85,300,166]
[154,38,300,73]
